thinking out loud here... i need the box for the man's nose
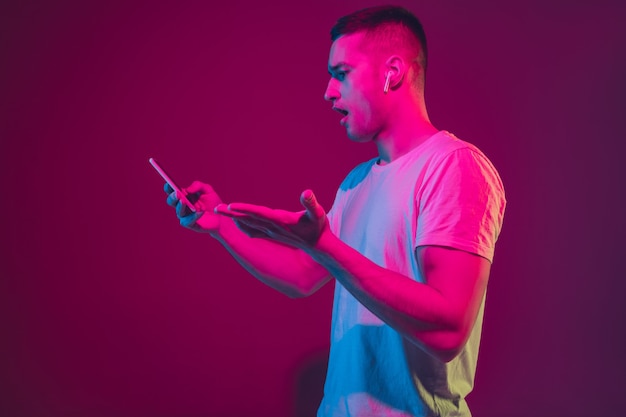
[324,79,339,101]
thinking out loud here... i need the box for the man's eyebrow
[328,62,351,73]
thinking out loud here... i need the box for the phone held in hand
[148,157,196,212]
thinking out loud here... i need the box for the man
[164,5,506,417]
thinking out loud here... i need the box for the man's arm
[217,190,490,363]
[167,181,331,298]
[212,219,332,298]
[310,232,490,362]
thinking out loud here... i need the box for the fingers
[162,180,215,229]
[166,189,189,208]
[179,211,204,228]
[175,199,194,218]
[215,203,296,236]
[225,203,276,218]
[214,203,246,218]
[185,180,214,195]
[216,204,271,237]
[300,189,325,220]
[166,181,212,208]
[166,190,178,207]
[215,204,293,226]
[164,182,184,207]
[175,200,204,228]
[217,203,298,223]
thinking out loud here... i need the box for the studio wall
[2,1,625,416]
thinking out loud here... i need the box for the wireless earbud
[383,71,392,94]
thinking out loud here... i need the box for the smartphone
[148,157,196,212]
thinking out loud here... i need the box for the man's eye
[336,72,346,81]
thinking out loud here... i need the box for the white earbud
[383,71,392,94]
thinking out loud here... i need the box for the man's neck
[374,109,439,166]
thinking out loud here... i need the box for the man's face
[324,33,387,142]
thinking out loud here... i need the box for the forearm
[308,231,473,361]
[211,219,331,298]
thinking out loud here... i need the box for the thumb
[300,189,325,219]
[185,180,213,195]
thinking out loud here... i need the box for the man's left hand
[214,189,327,249]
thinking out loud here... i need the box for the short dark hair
[330,5,428,71]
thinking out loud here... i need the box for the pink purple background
[2,1,625,416]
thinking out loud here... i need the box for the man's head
[331,5,427,81]
[324,6,428,142]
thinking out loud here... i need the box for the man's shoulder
[337,157,378,192]
[420,131,497,171]
[422,131,480,157]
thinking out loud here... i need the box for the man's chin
[346,128,371,143]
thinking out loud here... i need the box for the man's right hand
[165,181,223,233]
[164,181,332,297]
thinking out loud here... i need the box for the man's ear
[384,55,406,91]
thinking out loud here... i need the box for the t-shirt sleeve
[414,147,506,263]
[326,191,342,236]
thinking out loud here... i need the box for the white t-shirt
[318,131,506,417]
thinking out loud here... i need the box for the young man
[164,5,506,417]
